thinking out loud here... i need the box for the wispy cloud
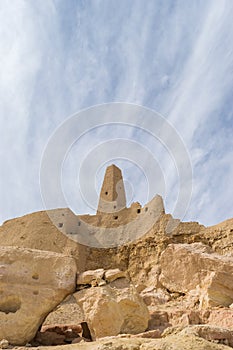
[0,0,233,227]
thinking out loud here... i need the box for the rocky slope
[0,209,233,349]
[1,210,233,284]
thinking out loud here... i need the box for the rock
[74,277,149,339]
[207,309,233,330]
[0,340,9,349]
[76,268,126,288]
[72,337,84,344]
[0,246,76,345]
[32,323,92,346]
[33,324,84,345]
[159,243,233,307]
[24,332,233,349]
[171,310,201,327]
[199,271,233,307]
[1,166,233,350]
[162,326,184,337]
[148,304,202,331]
[32,331,66,346]
[104,268,126,283]
[180,325,233,347]
[200,218,233,255]
[0,206,205,291]
[148,310,170,331]
[41,324,82,338]
[43,294,85,326]
[132,329,162,338]
[77,269,105,287]
[71,335,92,344]
[140,287,171,306]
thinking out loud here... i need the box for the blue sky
[0,0,233,226]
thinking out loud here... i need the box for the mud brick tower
[97,164,126,214]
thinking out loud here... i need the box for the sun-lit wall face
[48,164,166,249]
[97,165,126,214]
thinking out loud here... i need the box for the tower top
[97,164,126,214]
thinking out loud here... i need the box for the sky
[0,0,233,227]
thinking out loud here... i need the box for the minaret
[97,164,126,214]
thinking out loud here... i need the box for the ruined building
[49,164,165,247]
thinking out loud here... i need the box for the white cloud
[0,0,233,227]
[0,0,58,222]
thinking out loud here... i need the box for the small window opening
[32,273,39,280]
[137,209,141,214]
[105,191,108,195]
[145,207,148,212]
[58,223,63,228]
[78,221,81,226]
[114,216,118,220]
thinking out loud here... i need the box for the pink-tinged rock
[208,308,233,330]
[180,325,233,347]
[140,287,171,306]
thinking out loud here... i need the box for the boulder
[43,295,84,326]
[169,310,201,328]
[32,331,66,346]
[159,243,233,307]
[140,287,171,306]
[76,268,126,288]
[104,268,126,283]
[0,340,9,349]
[32,323,90,345]
[148,310,170,331]
[0,246,76,345]
[77,269,105,287]
[41,323,82,338]
[198,272,233,307]
[207,309,233,330]
[180,325,233,347]
[74,277,149,339]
